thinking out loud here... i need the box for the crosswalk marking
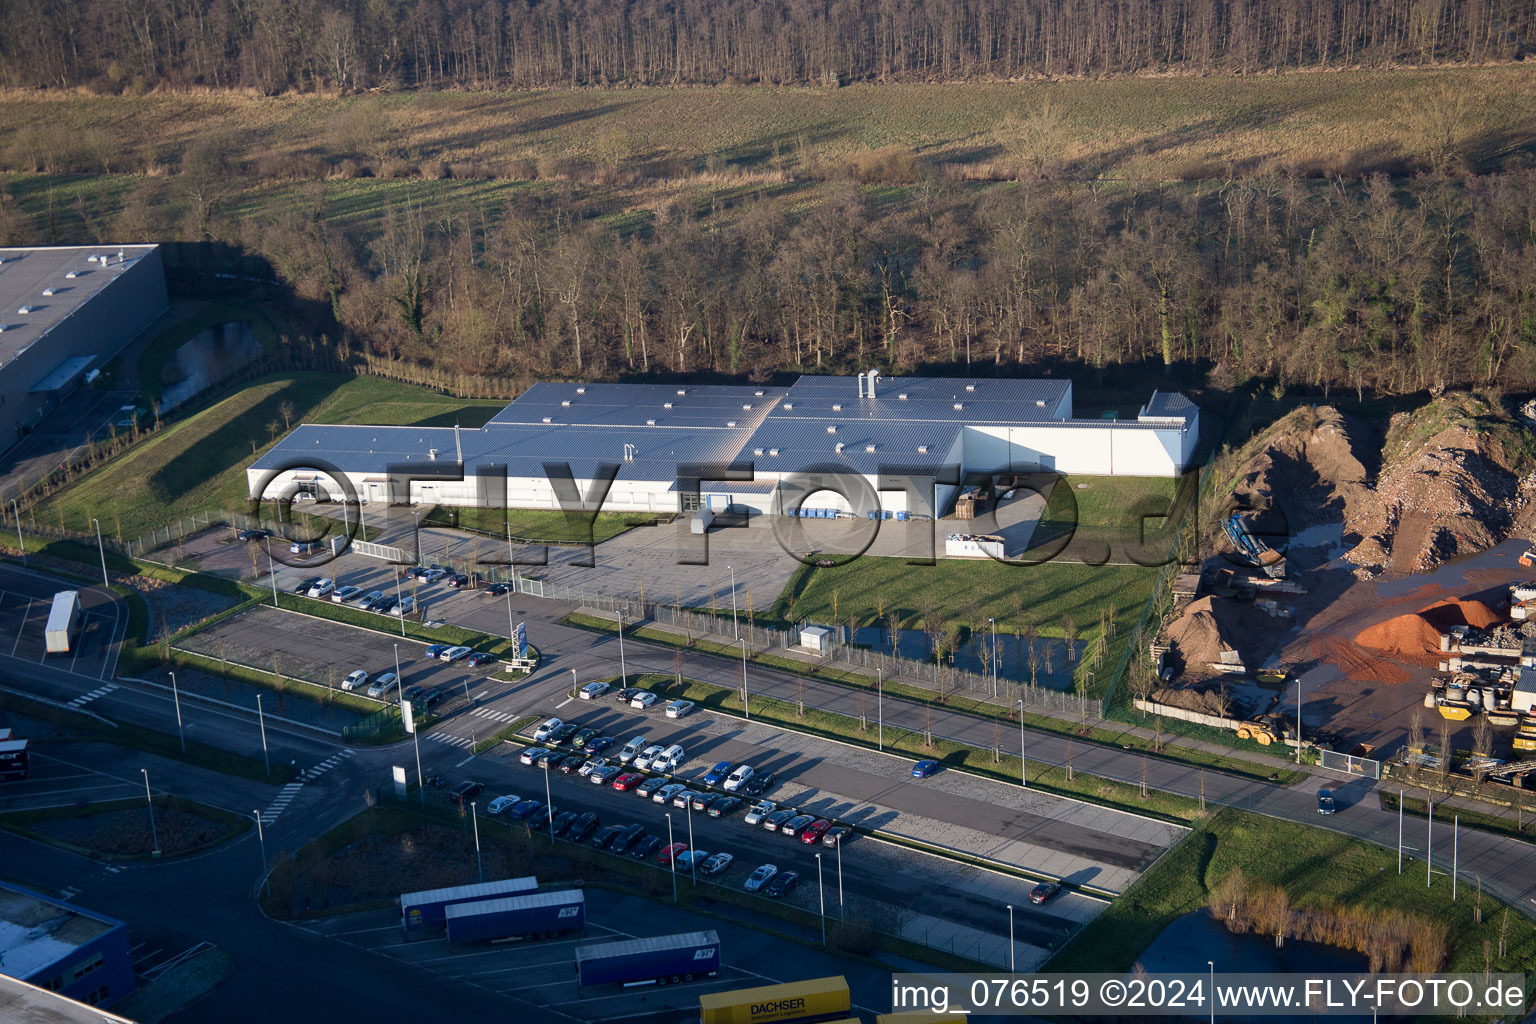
[299,748,355,782]
[427,734,474,748]
[57,887,81,900]
[260,782,303,824]
[68,682,118,708]
[469,708,516,723]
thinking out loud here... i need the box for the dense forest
[1,0,1532,92]
[168,169,1534,395]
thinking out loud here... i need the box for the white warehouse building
[247,373,1198,518]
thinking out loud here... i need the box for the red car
[657,842,689,867]
[612,771,645,791]
[800,818,833,845]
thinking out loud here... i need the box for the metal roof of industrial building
[0,246,158,373]
[488,381,788,431]
[0,883,119,981]
[0,974,134,1024]
[1140,390,1199,421]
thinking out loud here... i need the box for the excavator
[1222,512,1286,579]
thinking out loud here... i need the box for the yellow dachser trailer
[700,976,851,1024]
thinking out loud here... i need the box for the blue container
[867,510,879,520]
[895,510,909,521]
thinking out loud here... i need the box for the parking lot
[303,885,892,1023]
[0,566,122,683]
[0,746,146,812]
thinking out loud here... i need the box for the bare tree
[995,100,1069,179]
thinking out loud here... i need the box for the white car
[391,596,416,616]
[618,735,649,763]
[578,757,608,778]
[630,691,660,709]
[307,578,335,598]
[341,669,368,692]
[633,745,666,771]
[367,672,399,698]
[533,718,562,741]
[517,747,542,765]
[579,681,610,699]
[664,700,696,719]
[487,794,519,815]
[440,645,472,662]
[701,852,734,876]
[653,782,688,804]
[743,863,778,892]
[331,585,362,604]
[743,800,776,825]
[723,765,754,792]
[653,744,686,772]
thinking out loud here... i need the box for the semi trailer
[399,876,538,938]
[444,889,584,943]
[575,930,719,988]
[699,976,851,1024]
[44,590,80,654]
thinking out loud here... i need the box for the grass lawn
[0,795,249,859]
[1030,474,1183,548]
[34,373,505,539]
[1048,808,1536,975]
[423,506,662,546]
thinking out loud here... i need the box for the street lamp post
[1296,677,1303,765]
[836,838,844,917]
[256,694,270,776]
[816,853,826,945]
[393,574,406,636]
[91,518,108,585]
[687,802,697,884]
[543,764,554,843]
[877,668,883,750]
[989,618,998,698]
[1017,699,1027,787]
[505,587,516,643]
[168,670,185,752]
[616,610,628,685]
[12,500,25,567]
[740,638,750,720]
[729,565,738,640]
[570,668,577,697]
[1007,903,1015,972]
[141,769,160,856]
[253,810,269,896]
[265,540,278,606]
[666,814,677,902]
[471,801,484,882]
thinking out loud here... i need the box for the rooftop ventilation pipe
[857,372,866,398]
[867,368,879,397]
[454,423,463,463]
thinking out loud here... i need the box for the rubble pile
[1221,405,1377,532]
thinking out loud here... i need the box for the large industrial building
[0,245,168,449]
[248,373,1199,518]
[0,882,135,1009]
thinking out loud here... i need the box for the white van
[655,744,686,772]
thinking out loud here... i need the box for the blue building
[0,882,134,1009]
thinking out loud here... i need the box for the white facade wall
[963,423,1189,477]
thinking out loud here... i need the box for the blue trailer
[400,876,538,938]
[445,889,585,943]
[575,930,720,988]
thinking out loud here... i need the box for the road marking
[11,598,31,655]
[67,682,119,708]
[260,781,305,824]
[56,886,81,900]
[453,755,474,767]
[555,696,574,709]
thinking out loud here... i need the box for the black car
[406,566,428,579]
[447,574,470,589]
[374,596,399,614]
[607,823,646,854]
[591,824,624,848]
[614,687,641,704]
[629,835,663,860]
[550,723,580,745]
[566,811,600,843]
[403,684,425,701]
[292,576,322,594]
[452,780,484,803]
[423,774,446,788]
[422,689,448,710]
[763,871,800,898]
[522,804,552,830]
[551,810,578,836]
[1029,882,1061,905]
[485,582,510,596]
[237,528,270,542]
[741,770,778,797]
[706,796,742,818]
[557,753,585,774]
[821,826,851,847]
[466,652,497,668]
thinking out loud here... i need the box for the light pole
[989,618,998,698]
[265,539,278,606]
[1295,677,1303,765]
[570,668,577,696]
[1017,699,1027,787]
[1427,799,1434,887]
[393,574,406,636]
[1452,815,1459,900]
[877,668,883,750]
[505,586,516,643]
[836,838,843,917]
[167,671,186,752]
[543,763,554,842]
[815,853,826,945]
[141,769,159,856]
[740,638,750,720]
[1007,903,1015,972]
[471,801,484,882]
[11,499,24,567]
[253,810,269,896]
[616,610,628,685]
[687,801,697,884]
[256,694,270,776]
[1397,789,1404,874]
[728,565,738,640]
[666,814,677,902]
[91,518,108,585]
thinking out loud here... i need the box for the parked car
[341,669,368,692]
[307,578,335,598]
[451,780,484,803]
[550,723,580,745]
[422,689,447,711]
[345,588,373,606]
[550,810,578,836]
[391,596,417,616]
[590,764,623,785]
[700,852,734,876]
[403,684,425,701]
[743,800,776,826]
[566,812,599,843]
[607,823,645,853]
[533,718,563,741]
[911,759,941,778]
[675,850,710,872]
[366,672,399,698]
[706,796,743,818]
[406,566,428,579]
[373,596,398,614]
[578,757,608,778]
[664,700,696,719]
[423,644,450,659]
[572,727,603,750]
[612,772,645,792]
[780,814,816,838]
[530,750,559,770]
[466,652,497,668]
[821,826,850,848]
[523,804,552,830]
[671,789,698,809]
[557,753,585,774]
[629,835,663,861]
[331,585,362,603]
[237,528,269,542]
[722,765,754,792]
[702,761,733,787]
[484,582,510,596]
[630,691,660,709]
[763,871,800,898]
[635,777,669,799]
[614,687,641,704]
[618,735,649,764]
[585,736,615,755]
[653,744,686,772]
[447,574,470,589]
[440,645,472,662]
[743,864,778,892]
[518,747,544,766]
[653,783,688,805]
[509,799,543,821]
[423,774,445,788]
[359,590,385,609]
[761,809,796,832]
[422,568,450,583]
[1317,789,1336,815]
[740,771,777,797]
[800,819,833,844]
[633,745,667,771]
[487,794,520,815]
[1030,882,1061,905]
[591,824,624,849]
[579,681,610,700]
[292,576,322,594]
[290,542,321,557]
[656,843,689,867]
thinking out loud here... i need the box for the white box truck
[45,591,80,655]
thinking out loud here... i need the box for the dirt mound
[1166,596,1251,681]
[1221,405,1377,534]
[1346,393,1536,576]
[1354,613,1443,665]
[1418,598,1502,630]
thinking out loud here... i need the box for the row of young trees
[3,0,1532,92]
[206,168,1536,395]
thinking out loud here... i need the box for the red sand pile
[1418,598,1501,630]
[1350,597,1503,673]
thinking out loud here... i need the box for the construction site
[1144,395,1536,789]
